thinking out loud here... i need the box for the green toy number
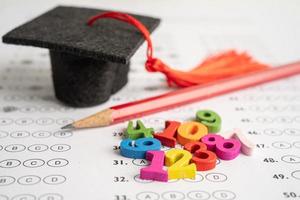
[196,110,221,133]
[125,120,154,140]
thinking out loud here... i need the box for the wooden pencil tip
[61,124,74,130]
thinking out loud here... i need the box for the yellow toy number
[165,149,196,180]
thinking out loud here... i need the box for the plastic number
[120,138,161,159]
[140,151,168,182]
[165,149,196,180]
[125,120,154,140]
[196,110,221,133]
[177,121,208,145]
[184,141,217,171]
[201,134,241,160]
[221,129,255,156]
[154,121,181,147]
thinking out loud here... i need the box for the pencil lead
[61,124,74,130]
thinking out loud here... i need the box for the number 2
[165,149,196,180]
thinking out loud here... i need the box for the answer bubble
[5,144,26,152]
[15,118,34,125]
[0,159,21,168]
[56,118,74,125]
[183,174,204,183]
[162,191,185,200]
[43,175,66,185]
[53,131,73,138]
[11,194,36,200]
[50,144,71,152]
[187,191,210,200]
[134,174,153,183]
[0,118,13,126]
[275,117,292,123]
[212,190,236,200]
[23,159,45,168]
[136,192,159,200]
[36,118,54,125]
[39,193,63,200]
[47,158,69,167]
[132,159,149,166]
[10,131,30,138]
[284,129,300,136]
[205,173,227,182]
[39,107,57,113]
[281,155,300,163]
[272,141,292,149]
[17,175,41,185]
[28,144,49,152]
[264,129,282,136]
[291,170,300,180]
[0,131,8,138]
[20,106,37,113]
[293,141,300,149]
[256,116,272,123]
[32,131,51,138]
[0,176,15,186]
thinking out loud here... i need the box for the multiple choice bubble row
[0,143,71,153]
[0,130,73,139]
[0,118,73,126]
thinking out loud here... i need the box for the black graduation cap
[2,6,160,107]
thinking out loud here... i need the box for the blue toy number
[120,138,161,159]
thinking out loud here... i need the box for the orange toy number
[177,121,208,145]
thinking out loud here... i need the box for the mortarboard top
[2,6,160,107]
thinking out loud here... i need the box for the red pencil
[62,61,300,129]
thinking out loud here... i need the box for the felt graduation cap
[2,6,160,107]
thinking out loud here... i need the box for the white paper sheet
[0,1,300,200]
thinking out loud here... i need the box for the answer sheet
[0,0,300,200]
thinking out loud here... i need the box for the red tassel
[88,12,270,87]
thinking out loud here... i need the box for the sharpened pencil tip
[61,124,74,130]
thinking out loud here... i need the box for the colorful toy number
[125,120,154,140]
[165,149,196,180]
[196,110,221,133]
[201,134,241,160]
[221,129,255,156]
[120,138,161,159]
[140,151,168,182]
[184,141,217,171]
[177,121,208,145]
[154,121,180,147]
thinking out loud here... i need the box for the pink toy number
[201,134,241,160]
[140,150,168,182]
